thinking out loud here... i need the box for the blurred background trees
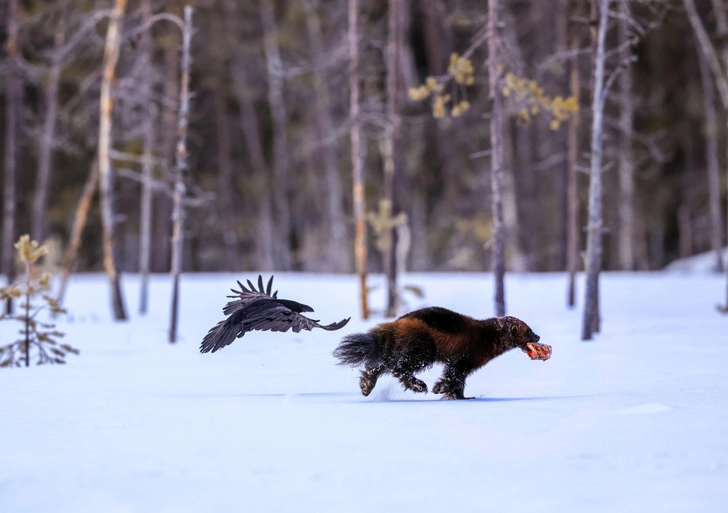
[0,0,725,298]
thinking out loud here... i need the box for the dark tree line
[1,0,727,325]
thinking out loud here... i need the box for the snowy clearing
[664,247,727,273]
[1,272,726,513]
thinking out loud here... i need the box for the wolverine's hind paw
[402,377,428,394]
[360,380,375,396]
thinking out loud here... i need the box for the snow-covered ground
[1,272,726,513]
[664,247,727,272]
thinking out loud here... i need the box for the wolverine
[333,306,551,400]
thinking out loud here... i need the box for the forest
[0,0,727,321]
[2,3,728,507]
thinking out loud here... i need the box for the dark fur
[333,306,540,400]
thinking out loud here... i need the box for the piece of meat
[525,342,552,361]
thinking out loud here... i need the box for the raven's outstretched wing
[200,275,351,354]
[240,301,351,333]
[222,275,278,316]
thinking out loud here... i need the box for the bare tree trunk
[259,0,292,270]
[229,59,275,271]
[384,0,403,317]
[710,0,728,295]
[303,0,349,273]
[678,204,693,259]
[489,0,506,317]
[98,0,128,321]
[57,162,99,306]
[222,0,274,271]
[697,51,724,272]
[618,2,635,271]
[556,0,570,271]
[349,0,369,319]
[32,2,68,243]
[567,0,582,307]
[169,6,193,344]
[582,0,609,341]
[683,0,728,310]
[3,0,20,315]
[152,41,178,273]
[139,0,155,315]
[212,5,239,272]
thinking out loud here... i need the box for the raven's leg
[433,356,474,400]
[359,364,384,396]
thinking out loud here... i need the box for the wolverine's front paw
[432,380,446,395]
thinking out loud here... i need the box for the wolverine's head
[503,316,551,360]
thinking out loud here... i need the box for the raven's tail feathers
[318,317,351,331]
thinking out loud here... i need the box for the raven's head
[276,298,314,313]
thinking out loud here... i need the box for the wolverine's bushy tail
[333,330,382,367]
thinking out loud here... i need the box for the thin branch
[683,0,728,108]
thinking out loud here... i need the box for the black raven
[200,275,351,353]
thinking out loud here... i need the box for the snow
[1,272,726,513]
[664,247,727,273]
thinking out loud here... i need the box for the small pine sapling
[366,200,424,315]
[0,235,78,368]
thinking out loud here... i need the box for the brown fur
[333,306,541,400]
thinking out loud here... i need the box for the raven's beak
[300,304,314,312]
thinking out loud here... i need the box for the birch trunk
[698,51,724,272]
[303,0,349,273]
[152,42,178,273]
[3,0,20,315]
[98,0,128,321]
[259,0,292,270]
[683,0,728,309]
[556,0,570,271]
[581,0,609,341]
[230,59,275,271]
[169,6,193,343]
[489,0,506,317]
[349,0,369,319]
[566,0,582,307]
[384,0,403,317]
[212,6,239,272]
[711,0,728,296]
[57,162,99,306]
[222,0,273,270]
[139,0,155,315]
[32,2,68,243]
[618,2,635,271]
